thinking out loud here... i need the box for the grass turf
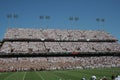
[0,68,120,80]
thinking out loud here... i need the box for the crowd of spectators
[1,28,120,53]
[0,28,120,72]
[0,56,120,71]
[0,42,120,53]
[4,28,117,40]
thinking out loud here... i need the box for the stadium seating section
[0,57,120,71]
[0,28,120,71]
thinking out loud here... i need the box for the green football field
[0,68,120,80]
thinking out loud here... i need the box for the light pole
[69,16,79,29]
[96,18,100,28]
[69,17,73,29]
[39,16,51,29]
[101,18,105,28]
[96,18,105,30]
[45,16,50,29]
[6,14,18,28]
[13,14,18,27]
[6,14,12,27]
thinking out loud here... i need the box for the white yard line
[36,72,45,80]
[23,72,27,80]
[4,72,17,80]
[52,72,65,80]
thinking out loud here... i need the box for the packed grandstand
[0,28,120,71]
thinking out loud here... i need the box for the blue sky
[0,0,120,42]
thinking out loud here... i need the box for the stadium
[0,28,120,80]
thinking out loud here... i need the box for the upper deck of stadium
[4,28,117,41]
[0,28,120,56]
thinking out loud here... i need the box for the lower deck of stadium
[0,56,120,72]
